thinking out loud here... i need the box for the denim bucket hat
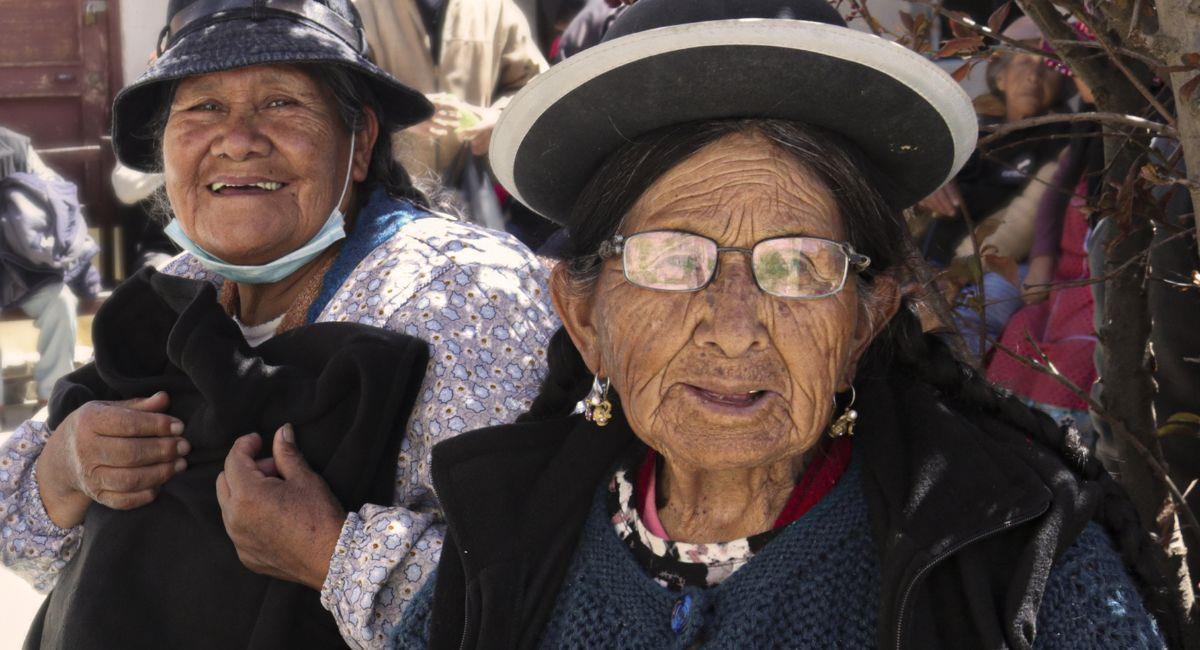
[112,0,434,172]
[490,0,978,223]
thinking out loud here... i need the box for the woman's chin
[648,404,805,469]
[192,225,294,264]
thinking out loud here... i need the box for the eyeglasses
[596,230,871,300]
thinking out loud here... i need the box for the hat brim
[490,19,977,223]
[112,17,433,172]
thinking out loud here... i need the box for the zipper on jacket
[458,590,469,650]
[892,504,1049,650]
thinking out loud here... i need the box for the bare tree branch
[991,336,1200,538]
[1069,9,1177,127]
[1048,38,1164,69]
[978,112,1176,148]
[912,0,1053,58]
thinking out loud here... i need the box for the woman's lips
[207,181,289,196]
[683,384,772,412]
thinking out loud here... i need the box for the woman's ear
[352,106,380,183]
[550,263,603,375]
[839,269,904,390]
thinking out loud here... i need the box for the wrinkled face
[557,132,897,472]
[162,64,371,265]
[997,53,1064,121]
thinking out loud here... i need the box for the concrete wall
[118,0,168,88]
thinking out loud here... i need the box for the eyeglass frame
[595,230,873,300]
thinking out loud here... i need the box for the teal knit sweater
[395,462,1164,648]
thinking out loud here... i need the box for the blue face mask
[164,138,356,285]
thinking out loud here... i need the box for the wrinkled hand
[917,182,962,217]
[36,392,189,529]
[216,425,346,590]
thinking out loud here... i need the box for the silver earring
[828,386,858,438]
[576,375,613,427]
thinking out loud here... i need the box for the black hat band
[158,0,366,56]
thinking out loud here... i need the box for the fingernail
[176,439,191,456]
[281,424,295,444]
[173,458,187,473]
[170,421,184,435]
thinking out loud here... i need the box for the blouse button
[670,594,693,634]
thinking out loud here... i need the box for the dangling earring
[828,386,858,438]
[579,375,613,427]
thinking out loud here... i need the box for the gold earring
[582,375,613,427]
[828,386,858,438]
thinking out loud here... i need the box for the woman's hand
[1021,254,1056,304]
[917,182,962,216]
[35,392,189,529]
[216,425,346,590]
[459,105,501,157]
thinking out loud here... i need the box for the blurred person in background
[0,126,100,409]
[354,0,548,229]
[987,62,1102,433]
[555,0,632,61]
[917,17,1072,268]
[110,162,175,272]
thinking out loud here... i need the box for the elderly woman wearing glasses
[0,1,555,648]
[395,1,1173,648]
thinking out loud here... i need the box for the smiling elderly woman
[0,1,555,648]
[394,1,1175,649]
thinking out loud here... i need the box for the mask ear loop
[332,133,357,216]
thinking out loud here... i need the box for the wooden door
[0,0,123,281]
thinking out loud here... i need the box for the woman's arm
[0,418,83,593]
[318,254,557,648]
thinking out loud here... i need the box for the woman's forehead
[174,64,321,97]
[623,133,844,241]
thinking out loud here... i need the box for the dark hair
[521,118,1180,645]
[300,63,429,209]
[145,62,429,215]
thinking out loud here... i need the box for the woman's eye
[265,98,296,109]
[189,101,221,112]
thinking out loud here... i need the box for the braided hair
[521,118,1180,643]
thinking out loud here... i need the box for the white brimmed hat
[490,0,977,224]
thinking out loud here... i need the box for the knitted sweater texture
[395,462,1163,648]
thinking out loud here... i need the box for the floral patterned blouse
[0,207,558,649]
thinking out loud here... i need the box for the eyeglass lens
[623,231,718,292]
[621,231,849,298]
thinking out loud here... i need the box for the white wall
[119,0,168,87]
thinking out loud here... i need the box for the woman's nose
[210,113,271,161]
[692,253,770,357]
